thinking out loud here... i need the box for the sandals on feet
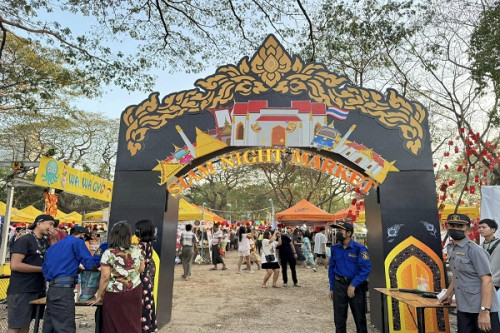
[210,267,218,271]
[221,267,228,270]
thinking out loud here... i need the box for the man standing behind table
[314,227,328,272]
[329,222,371,333]
[42,225,101,333]
[440,214,500,332]
[7,215,54,333]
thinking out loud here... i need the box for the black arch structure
[110,35,445,331]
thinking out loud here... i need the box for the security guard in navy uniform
[42,225,101,333]
[328,221,371,333]
[439,213,500,332]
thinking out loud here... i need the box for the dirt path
[160,250,380,332]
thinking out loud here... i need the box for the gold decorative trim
[123,35,426,156]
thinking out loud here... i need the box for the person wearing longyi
[42,225,101,333]
[439,213,500,332]
[329,221,371,333]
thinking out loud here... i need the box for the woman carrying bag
[261,230,282,288]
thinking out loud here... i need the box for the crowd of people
[179,221,372,333]
[12,212,500,332]
[7,214,158,333]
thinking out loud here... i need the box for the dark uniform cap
[28,214,56,230]
[332,221,354,233]
[72,225,90,235]
[446,213,471,225]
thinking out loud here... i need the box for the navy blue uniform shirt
[328,240,371,291]
[43,235,100,283]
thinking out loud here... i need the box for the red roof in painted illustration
[290,101,326,114]
[256,115,302,122]
[233,100,326,115]
[248,100,268,112]
[234,101,269,115]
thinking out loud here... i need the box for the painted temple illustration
[230,100,327,147]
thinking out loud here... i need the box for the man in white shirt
[314,227,328,272]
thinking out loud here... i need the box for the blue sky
[76,69,215,119]
[40,8,219,119]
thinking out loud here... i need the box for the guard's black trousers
[333,280,368,333]
[457,310,500,333]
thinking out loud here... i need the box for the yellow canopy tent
[438,203,480,220]
[10,208,35,223]
[190,203,225,222]
[20,205,43,217]
[58,211,83,224]
[83,209,109,221]
[178,199,224,222]
[1,202,34,222]
[178,199,203,221]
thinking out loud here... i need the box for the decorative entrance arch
[111,35,446,332]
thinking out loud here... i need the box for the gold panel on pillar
[384,236,449,333]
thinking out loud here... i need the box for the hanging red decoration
[470,186,476,194]
[454,146,459,154]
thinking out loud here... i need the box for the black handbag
[265,254,275,262]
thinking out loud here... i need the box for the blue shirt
[43,235,101,283]
[328,240,371,291]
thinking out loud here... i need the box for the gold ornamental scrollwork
[124,34,426,156]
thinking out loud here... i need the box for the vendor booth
[275,199,336,226]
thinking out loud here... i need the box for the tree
[0,0,318,89]
[0,110,118,212]
[0,34,102,115]
[469,1,500,96]
[379,1,500,207]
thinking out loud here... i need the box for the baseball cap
[28,214,56,230]
[332,221,354,233]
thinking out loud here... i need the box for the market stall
[275,199,336,226]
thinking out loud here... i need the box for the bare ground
[72,250,458,332]
[160,250,380,333]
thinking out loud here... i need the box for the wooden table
[374,288,456,333]
[30,297,103,333]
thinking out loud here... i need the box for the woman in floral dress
[91,221,144,333]
[135,219,158,332]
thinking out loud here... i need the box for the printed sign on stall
[35,157,113,202]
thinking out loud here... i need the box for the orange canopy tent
[275,199,336,226]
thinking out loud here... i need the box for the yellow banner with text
[35,157,113,202]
